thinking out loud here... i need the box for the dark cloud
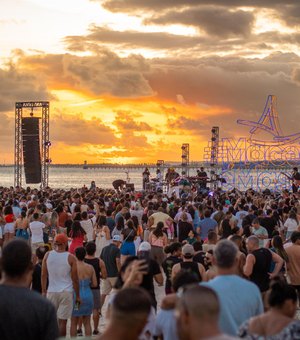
[65,26,206,50]
[18,49,154,98]
[114,110,153,131]
[292,68,300,85]
[147,7,254,38]
[274,4,300,27]
[100,0,296,12]
[167,116,205,131]
[50,112,117,146]
[0,65,50,112]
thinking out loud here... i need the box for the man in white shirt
[80,202,99,241]
[29,213,45,252]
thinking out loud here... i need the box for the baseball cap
[139,242,151,252]
[112,235,121,242]
[182,244,195,256]
[54,233,68,245]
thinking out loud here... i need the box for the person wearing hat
[100,234,122,309]
[42,233,80,337]
[171,244,206,282]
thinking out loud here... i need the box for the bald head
[247,235,260,252]
[178,285,219,320]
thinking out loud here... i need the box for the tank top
[84,258,101,289]
[250,248,272,292]
[151,234,164,248]
[47,250,73,292]
[180,261,202,281]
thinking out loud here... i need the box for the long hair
[153,221,164,238]
[70,221,86,238]
[272,235,289,262]
[116,216,125,231]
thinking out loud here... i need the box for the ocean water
[0,166,293,192]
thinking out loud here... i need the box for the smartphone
[138,251,151,274]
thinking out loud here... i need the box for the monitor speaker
[22,117,41,184]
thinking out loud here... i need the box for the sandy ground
[66,281,166,338]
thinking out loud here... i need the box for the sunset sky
[1,0,300,164]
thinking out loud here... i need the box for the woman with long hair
[15,210,29,241]
[149,221,168,266]
[120,219,137,264]
[69,221,87,255]
[239,279,300,338]
[270,235,289,278]
[94,215,111,258]
[112,216,125,240]
[70,247,97,338]
[132,215,143,253]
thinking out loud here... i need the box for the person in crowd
[42,233,80,337]
[0,239,58,340]
[100,235,122,310]
[142,167,151,190]
[121,219,137,263]
[244,235,283,294]
[172,244,206,282]
[178,212,194,243]
[15,210,29,241]
[251,218,269,248]
[94,215,111,258]
[70,247,97,338]
[69,220,87,255]
[229,234,246,277]
[203,230,218,252]
[202,240,263,336]
[80,203,99,242]
[197,209,218,240]
[84,241,107,335]
[29,212,46,252]
[112,215,125,239]
[176,285,238,340]
[149,221,168,266]
[162,242,182,294]
[285,231,300,299]
[270,235,289,279]
[284,210,299,240]
[239,279,300,338]
[3,205,15,245]
[32,245,49,293]
[154,270,200,340]
[99,287,152,340]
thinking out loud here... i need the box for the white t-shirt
[284,218,298,232]
[80,216,96,241]
[30,221,45,243]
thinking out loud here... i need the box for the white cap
[139,241,151,252]
[112,235,121,242]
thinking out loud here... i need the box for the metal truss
[181,143,190,176]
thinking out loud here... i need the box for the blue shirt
[199,218,217,240]
[202,275,263,336]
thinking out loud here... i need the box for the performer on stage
[197,167,209,189]
[142,167,150,190]
[112,179,126,192]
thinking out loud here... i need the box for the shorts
[101,277,117,295]
[47,291,73,320]
[150,245,165,266]
[16,229,29,240]
[4,223,14,234]
[120,241,135,256]
[92,289,101,309]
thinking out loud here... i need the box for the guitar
[280,172,300,186]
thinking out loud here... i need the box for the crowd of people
[1,180,300,339]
